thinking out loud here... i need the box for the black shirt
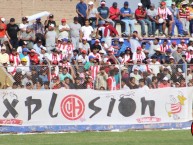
[7,23,20,40]
[44,20,56,30]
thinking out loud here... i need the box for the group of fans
[0,0,193,90]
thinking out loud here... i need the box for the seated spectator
[90,39,101,51]
[152,47,164,63]
[169,2,184,37]
[59,67,73,82]
[87,1,99,29]
[78,50,89,64]
[0,45,9,65]
[128,77,138,89]
[34,79,44,90]
[110,2,125,36]
[150,76,158,89]
[39,46,49,63]
[107,70,116,90]
[43,81,50,89]
[33,39,43,54]
[180,39,188,52]
[162,48,172,64]
[170,41,177,52]
[132,59,147,73]
[160,39,169,53]
[147,3,159,36]
[26,82,33,90]
[19,17,28,32]
[22,71,33,87]
[97,0,114,26]
[172,44,183,63]
[79,37,91,54]
[130,67,142,85]
[74,77,85,89]
[135,3,153,37]
[48,48,60,64]
[121,78,130,90]
[18,58,30,75]
[157,2,173,36]
[139,78,149,90]
[58,18,70,40]
[158,76,171,88]
[17,41,28,54]
[38,69,49,84]
[147,38,160,57]
[132,46,146,63]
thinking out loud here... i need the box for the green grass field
[0,130,192,145]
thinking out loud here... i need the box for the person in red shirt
[29,49,39,65]
[135,3,153,37]
[109,2,125,35]
[107,70,116,90]
[0,18,7,44]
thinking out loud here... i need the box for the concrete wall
[0,0,99,24]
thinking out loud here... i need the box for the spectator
[172,44,183,63]
[135,3,153,37]
[59,67,73,82]
[18,58,30,75]
[26,82,33,90]
[44,14,56,31]
[110,2,125,35]
[120,1,135,37]
[20,25,35,49]
[22,71,33,86]
[81,19,94,45]
[160,39,169,53]
[150,76,158,89]
[90,39,101,52]
[189,2,193,37]
[79,37,91,54]
[132,46,146,63]
[0,45,9,65]
[29,49,39,65]
[76,0,87,26]
[0,19,7,45]
[58,18,70,40]
[170,41,177,52]
[128,77,138,89]
[157,1,173,36]
[87,1,99,28]
[19,48,30,66]
[17,40,27,54]
[129,31,142,53]
[141,0,151,9]
[158,76,171,88]
[97,0,114,26]
[147,3,159,36]
[139,78,149,90]
[19,17,28,32]
[147,38,160,57]
[130,68,142,85]
[33,39,43,54]
[152,47,163,63]
[69,17,81,50]
[121,78,130,90]
[97,19,119,47]
[45,24,57,53]
[74,77,85,89]
[6,18,20,49]
[107,70,116,90]
[78,49,89,64]
[179,1,190,36]
[39,46,49,63]
[169,2,184,37]
[33,18,45,42]
[44,81,50,89]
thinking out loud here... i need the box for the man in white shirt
[58,18,70,40]
[139,78,149,90]
[121,78,130,90]
[129,31,142,53]
[33,39,43,54]
[81,19,94,45]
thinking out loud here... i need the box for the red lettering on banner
[136,117,161,123]
[60,95,85,120]
[0,119,23,125]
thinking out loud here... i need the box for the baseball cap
[81,50,87,54]
[161,1,166,6]
[172,2,176,5]
[49,14,54,18]
[95,39,100,43]
[88,1,94,5]
[181,1,188,5]
[163,77,168,81]
[22,48,30,53]
[40,46,47,51]
[10,18,15,22]
[30,49,36,53]
[21,58,28,62]
[181,39,185,43]
[62,38,68,42]
[89,55,95,60]
[61,18,66,22]
[138,3,143,6]
[1,18,5,23]
[124,1,129,5]
[137,46,142,51]
[166,49,172,53]
[22,17,28,21]
[22,41,27,45]
[177,44,182,48]
[49,24,55,28]
[119,38,124,42]
[1,45,6,50]
[101,38,105,42]
[172,41,177,45]
[99,50,105,54]
[37,39,42,43]
[36,18,41,20]
[82,37,87,40]
[26,82,32,86]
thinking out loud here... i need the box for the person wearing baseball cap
[135,2,153,37]
[79,37,90,54]
[58,18,70,40]
[120,1,135,37]
[178,1,190,36]
[189,2,193,37]
[87,1,98,28]
[44,14,56,31]
[158,0,173,37]
[169,1,184,37]
[98,0,115,27]
[132,46,146,63]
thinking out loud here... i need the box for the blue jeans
[172,17,183,36]
[138,19,152,35]
[121,19,135,35]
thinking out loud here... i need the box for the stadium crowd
[0,0,193,90]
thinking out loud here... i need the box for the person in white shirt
[87,1,99,28]
[38,46,49,63]
[129,31,142,53]
[81,19,94,45]
[78,49,89,64]
[121,78,130,90]
[132,46,146,63]
[33,39,43,54]
[58,18,70,40]
[130,68,142,85]
[18,58,30,75]
[79,37,91,54]
[19,17,29,32]
[139,78,149,90]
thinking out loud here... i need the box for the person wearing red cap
[170,41,177,52]
[132,46,146,63]
[79,37,91,54]
[78,49,89,64]
[58,18,70,40]
[157,1,173,36]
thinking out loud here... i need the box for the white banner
[0,88,192,126]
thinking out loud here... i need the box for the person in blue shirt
[120,1,135,36]
[169,2,184,37]
[76,0,87,26]
[117,38,128,57]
